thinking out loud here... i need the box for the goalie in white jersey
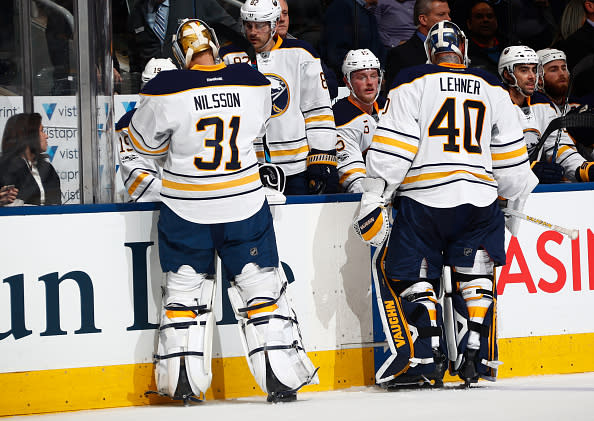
[219,0,338,195]
[333,49,386,193]
[355,21,538,387]
[129,19,318,403]
[498,46,594,183]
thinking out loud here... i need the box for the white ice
[10,373,594,421]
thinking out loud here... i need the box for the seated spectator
[277,0,338,99]
[0,113,61,205]
[466,0,505,76]
[508,0,560,51]
[555,0,586,43]
[374,0,416,49]
[384,0,450,90]
[333,49,386,193]
[554,0,594,98]
[320,0,385,84]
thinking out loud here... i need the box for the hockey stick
[502,208,578,239]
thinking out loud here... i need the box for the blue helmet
[424,21,469,66]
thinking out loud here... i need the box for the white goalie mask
[141,57,177,86]
[240,0,282,37]
[497,45,539,95]
[342,49,383,104]
[172,19,220,69]
[424,21,469,66]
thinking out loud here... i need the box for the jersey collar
[190,62,226,71]
[348,96,378,114]
[437,63,466,69]
[270,35,283,51]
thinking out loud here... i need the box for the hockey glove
[575,161,594,182]
[531,160,564,184]
[306,149,338,194]
[353,178,391,247]
[259,163,286,193]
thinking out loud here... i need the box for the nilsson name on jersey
[439,76,481,95]
[194,92,241,110]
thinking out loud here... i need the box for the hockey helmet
[172,19,220,69]
[424,21,469,66]
[141,58,177,84]
[341,49,383,103]
[240,0,282,35]
[497,45,539,89]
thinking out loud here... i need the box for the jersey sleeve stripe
[402,170,494,185]
[399,177,498,192]
[491,145,527,161]
[128,172,150,195]
[490,137,524,148]
[492,157,529,169]
[368,147,413,162]
[256,145,309,158]
[128,124,170,155]
[339,168,366,184]
[163,172,260,192]
[303,105,333,114]
[377,126,420,141]
[373,135,419,154]
[304,115,335,123]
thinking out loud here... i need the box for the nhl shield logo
[464,247,473,256]
[265,73,290,117]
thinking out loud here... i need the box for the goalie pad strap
[159,321,199,330]
[417,326,442,339]
[468,320,490,337]
[246,314,296,326]
[164,303,208,313]
[453,272,493,283]
[154,351,204,360]
[247,342,303,357]
[402,291,434,302]
[238,283,287,314]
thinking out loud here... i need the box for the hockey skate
[458,348,480,387]
[145,358,203,406]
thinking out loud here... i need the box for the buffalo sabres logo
[265,73,290,117]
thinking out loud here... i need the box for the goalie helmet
[240,0,282,35]
[172,19,220,69]
[342,49,383,104]
[141,58,177,84]
[424,21,469,66]
[497,45,539,91]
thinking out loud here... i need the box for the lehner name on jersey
[439,76,481,95]
[194,92,241,110]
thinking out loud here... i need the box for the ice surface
[10,373,594,421]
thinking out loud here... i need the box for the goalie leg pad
[451,250,500,382]
[155,265,216,398]
[229,263,319,397]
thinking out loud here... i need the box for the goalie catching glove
[353,178,392,247]
[306,149,338,194]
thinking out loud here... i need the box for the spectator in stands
[0,113,61,205]
[374,0,416,49]
[555,0,586,43]
[286,0,325,50]
[466,0,505,76]
[384,0,450,90]
[277,0,338,99]
[321,0,385,84]
[508,0,560,51]
[555,0,594,98]
[128,0,240,73]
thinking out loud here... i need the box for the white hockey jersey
[129,62,271,224]
[367,63,533,208]
[219,36,336,176]
[332,96,386,192]
[116,109,162,202]
[515,93,585,181]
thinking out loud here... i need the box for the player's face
[543,60,569,98]
[467,2,497,38]
[350,69,380,104]
[513,64,537,95]
[277,0,289,38]
[243,21,273,51]
[421,1,451,33]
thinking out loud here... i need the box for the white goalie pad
[228,264,319,395]
[155,265,216,398]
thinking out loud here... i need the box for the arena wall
[1,187,593,416]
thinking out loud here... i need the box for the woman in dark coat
[0,113,61,205]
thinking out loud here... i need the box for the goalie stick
[502,208,578,239]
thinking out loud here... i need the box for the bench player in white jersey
[219,0,338,195]
[115,58,177,202]
[333,49,386,193]
[498,46,594,183]
[128,19,318,403]
[354,21,538,387]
